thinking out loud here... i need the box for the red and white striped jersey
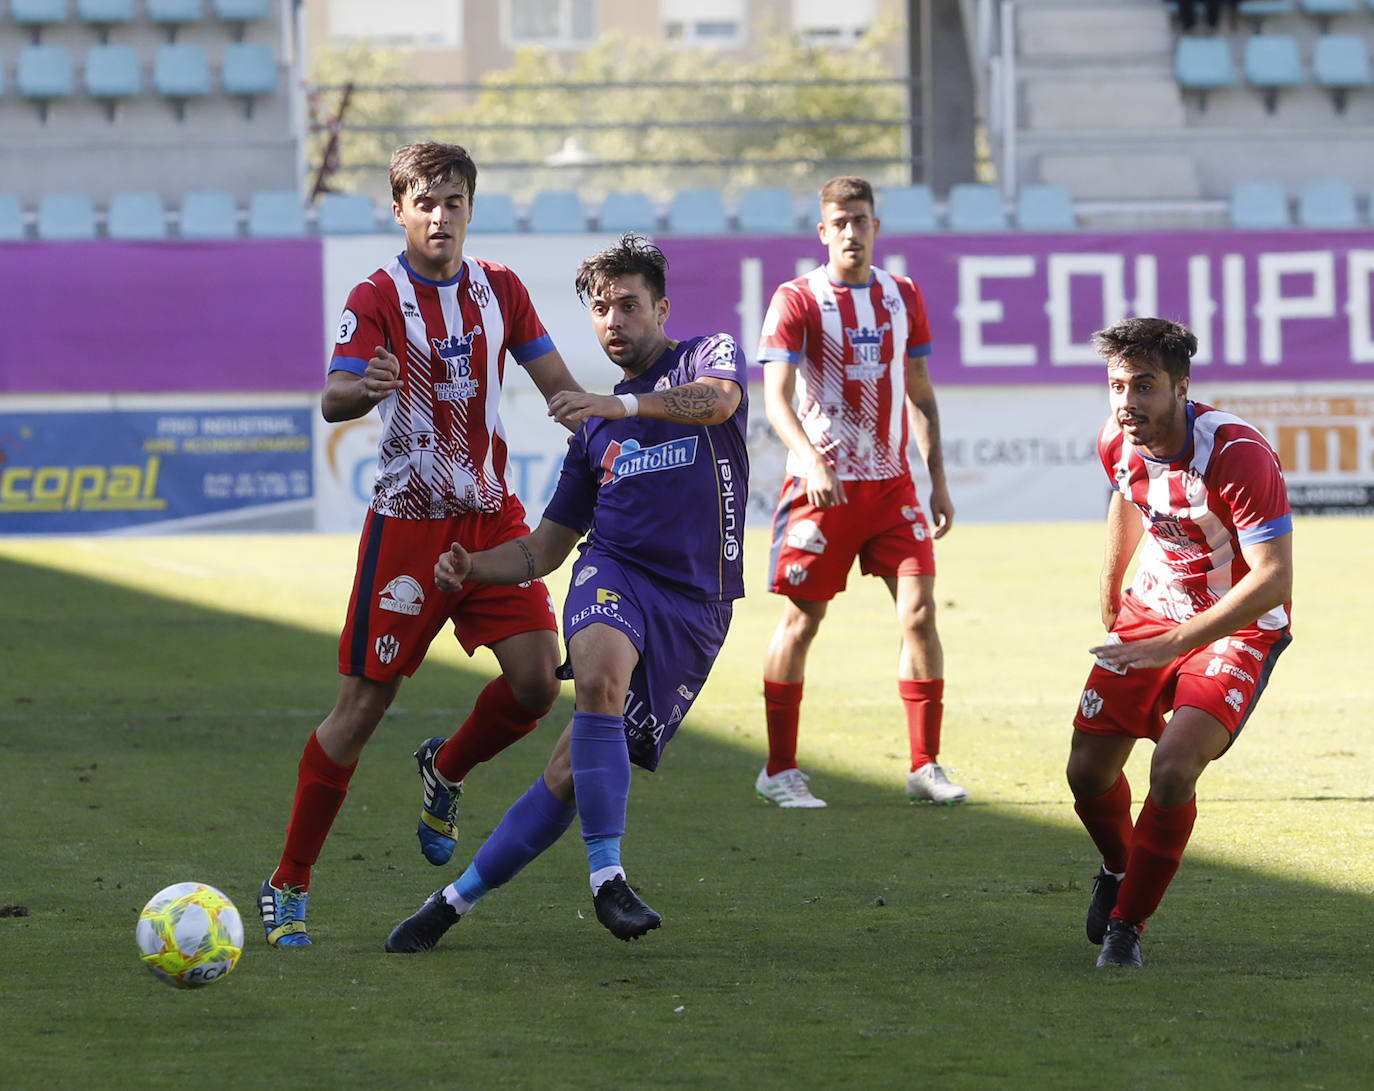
[330,253,555,518]
[1101,402,1292,629]
[757,265,933,481]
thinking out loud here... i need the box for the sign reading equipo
[0,409,313,533]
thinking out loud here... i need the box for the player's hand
[1089,631,1181,672]
[547,391,621,429]
[363,346,402,403]
[804,456,846,508]
[927,482,954,539]
[435,541,472,593]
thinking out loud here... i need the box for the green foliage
[0,522,1369,1089]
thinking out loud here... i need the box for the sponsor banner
[0,240,324,394]
[660,231,1374,384]
[0,405,314,533]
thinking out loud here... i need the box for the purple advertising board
[659,230,1374,384]
[0,240,325,394]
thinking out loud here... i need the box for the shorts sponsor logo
[375,634,400,664]
[569,602,641,640]
[379,575,425,615]
[1080,688,1104,718]
[1213,637,1264,661]
[575,565,597,587]
[596,588,621,608]
[1205,657,1253,683]
[624,688,665,748]
[1225,688,1244,711]
[787,519,827,555]
[785,562,807,586]
[336,309,358,344]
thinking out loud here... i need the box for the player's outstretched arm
[548,377,741,430]
[322,347,403,422]
[434,518,583,592]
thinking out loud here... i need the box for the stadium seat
[666,188,728,234]
[1174,36,1236,110]
[178,189,240,237]
[37,193,97,240]
[0,194,27,241]
[153,43,211,119]
[1296,179,1359,227]
[76,0,135,42]
[947,183,1008,231]
[1312,34,1372,112]
[1014,184,1076,231]
[469,192,519,233]
[879,184,938,232]
[17,44,75,121]
[220,42,277,116]
[106,191,168,239]
[84,44,142,119]
[1228,180,1291,228]
[1298,0,1359,32]
[146,0,205,41]
[247,189,306,237]
[10,0,69,43]
[212,0,271,40]
[316,192,377,235]
[736,187,797,234]
[1243,35,1305,113]
[527,189,588,233]
[596,190,658,233]
[1237,1,1295,32]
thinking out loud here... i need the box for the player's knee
[509,673,561,718]
[571,671,626,715]
[1148,753,1204,806]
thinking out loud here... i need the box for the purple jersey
[542,333,748,601]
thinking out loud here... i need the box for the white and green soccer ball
[136,882,243,990]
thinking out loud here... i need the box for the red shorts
[766,475,935,601]
[1073,592,1291,746]
[337,501,558,681]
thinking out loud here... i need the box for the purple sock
[570,711,630,841]
[469,774,576,890]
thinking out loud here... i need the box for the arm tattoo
[657,383,718,422]
[515,538,536,582]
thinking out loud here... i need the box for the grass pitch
[0,520,1370,1089]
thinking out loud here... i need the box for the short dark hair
[574,233,669,304]
[819,175,875,212]
[389,142,478,205]
[1092,317,1198,385]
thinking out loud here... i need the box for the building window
[793,0,877,46]
[662,0,744,47]
[330,0,464,49]
[506,0,597,46]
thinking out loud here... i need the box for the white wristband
[617,393,639,418]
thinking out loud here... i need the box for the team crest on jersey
[433,327,481,400]
[468,281,491,308]
[379,575,425,615]
[786,519,828,556]
[598,437,698,485]
[844,323,890,379]
[575,565,598,587]
[882,293,902,314]
[1080,688,1104,718]
[375,634,401,664]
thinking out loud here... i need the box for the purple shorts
[560,549,733,771]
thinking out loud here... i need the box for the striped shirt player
[753,173,963,813]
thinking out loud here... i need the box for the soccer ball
[136,882,244,990]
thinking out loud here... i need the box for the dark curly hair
[1092,317,1198,385]
[575,233,669,304]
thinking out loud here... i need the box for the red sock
[434,676,542,784]
[900,678,944,770]
[272,731,356,891]
[1073,773,1133,875]
[1114,794,1197,926]
[763,679,803,776]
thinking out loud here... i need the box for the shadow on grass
[0,553,1370,1089]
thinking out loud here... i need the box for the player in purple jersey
[386,234,748,952]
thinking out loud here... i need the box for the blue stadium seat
[248,190,306,237]
[37,193,97,240]
[1175,36,1236,109]
[76,0,135,42]
[1299,0,1359,32]
[316,192,377,235]
[17,44,75,121]
[947,183,1008,231]
[469,192,519,233]
[106,191,168,239]
[84,44,142,119]
[1297,179,1358,227]
[527,189,588,233]
[1014,184,1076,231]
[146,0,205,41]
[736,187,797,234]
[1244,35,1305,113]
[597,191,658,233]
[1312,34,1372,112]
[1228,180,1291,228]
[0,194,27,241]
[153,43,211,119]
[221,42,277,116]
[879,184,938,231]
[667,188,728,234]
[1237,1,1295,32]
[212,0,270,40]
[178,189,240,237]
[11,0,69,43]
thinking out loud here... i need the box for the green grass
[0,520,1370,1089]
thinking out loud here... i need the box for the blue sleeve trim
[758,348,800,365]
[1238,514,1292,546]
[329,357,368,377]
[906,342,932,358]
[511,333,555,364]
